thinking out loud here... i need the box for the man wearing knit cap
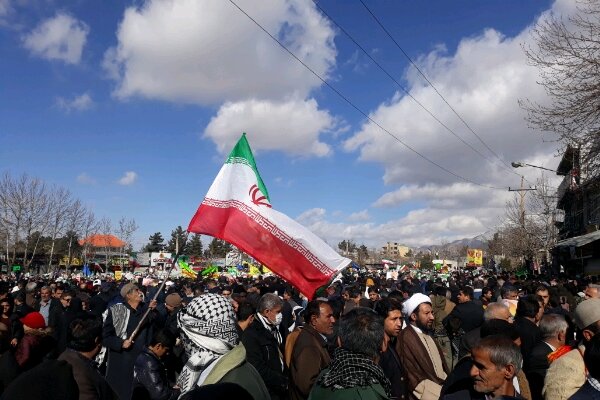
[164,293,182,335]
[397,293,448,400]
[543,298,600,399]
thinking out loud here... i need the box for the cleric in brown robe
[397,293,449,400]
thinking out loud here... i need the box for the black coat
[513,317,541,360]
[0,359,79,400]
[58,348,118,400]
[241,317,288,400]
[441,355,476,397]
[103,301,156,400]
[34,298,62,331]
[444,301,484,334]
[524,341,552,400]
[379,338,409,400]
[132,348,180,400]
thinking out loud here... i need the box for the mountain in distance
[415,235,489,254]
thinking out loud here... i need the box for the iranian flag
[188,133,350,297]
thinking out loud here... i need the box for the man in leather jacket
[132,329,180,400]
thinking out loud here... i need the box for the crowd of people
[0,269,599,400]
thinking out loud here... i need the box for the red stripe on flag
[188,203,335,297]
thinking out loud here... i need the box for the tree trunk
[48,239,56,273]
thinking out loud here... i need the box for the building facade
[381,242,412,259]
[553,146,600,275]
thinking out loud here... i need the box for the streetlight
[511,162,555,172]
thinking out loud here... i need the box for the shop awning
[555,230,600,248]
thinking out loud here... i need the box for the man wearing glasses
[54,291,76,354]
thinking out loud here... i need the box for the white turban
[403,293,431,316]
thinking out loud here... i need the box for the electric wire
[227,0,505,190]
[312,1,512,177]
[358,0,519,175]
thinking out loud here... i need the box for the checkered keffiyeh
[318,347,392,397]
[177,294,238,394]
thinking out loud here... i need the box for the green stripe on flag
[225,133,270,202]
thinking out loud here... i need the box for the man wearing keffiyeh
[308,307,392,400]
[176,293,270,399]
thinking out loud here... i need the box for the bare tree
[117,217,138,270]
[0,173,52,269]
[0,173,28,266]
[21,178,51,269]
[99,217,113,270]
[498,176,557,268]
[80,210,98,266]
[46,187,73,272]
[520,0,600,180]
[64,200,87,268]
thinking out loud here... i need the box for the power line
[357,0,521,176]
[227,0,505,190]
[311,1,514,177]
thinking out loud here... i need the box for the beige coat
[543,347,586,400]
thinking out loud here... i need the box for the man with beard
[376,297,409,399]
[398,293,448,400]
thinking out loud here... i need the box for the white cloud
[297,206,498,248]
[347,209,370,222]
[76,172,95,185]
[327,1,575,244]
[344,26,557,188]
[204,98,338,157]
[274,177,293,187]
[0,0,11,18]
[118,171,137,185]
[56,93,93,112]
[296,208,326,225]
[345,50,370,73]
[104,0,336,105]
[277,0,579,247]
[23,13,89,65]
[373,183,509,210]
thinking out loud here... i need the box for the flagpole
[127,231,189,342]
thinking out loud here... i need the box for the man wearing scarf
[543,298,600,399]
[102,282,157,400]
[308,307,392,400]
[242,293,288,400]
[177,293,269,399]
[397,293,448,400]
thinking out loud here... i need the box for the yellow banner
[467,249,483,266]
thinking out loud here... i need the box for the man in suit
[289,300,334,400]
[242,292,288,400]
[525,314,568,400]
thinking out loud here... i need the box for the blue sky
[1,0,570,250]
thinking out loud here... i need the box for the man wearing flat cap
[102,282,157,400]
[543,298,600,399]
[397,293,448,400]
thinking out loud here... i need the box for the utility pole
[509,176,537,226]
[509,176,537,271]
